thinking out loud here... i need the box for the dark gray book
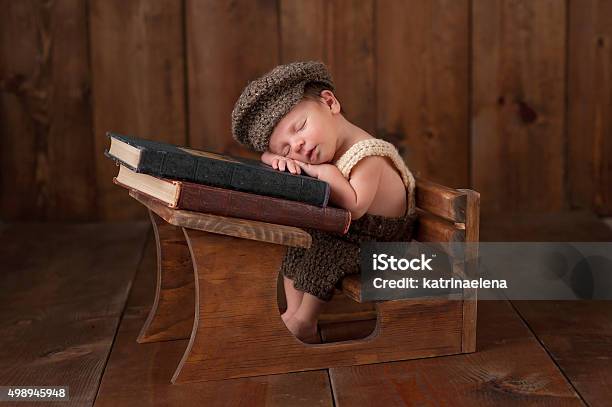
[104,132,330,207]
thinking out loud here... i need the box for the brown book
[113,164,351,234]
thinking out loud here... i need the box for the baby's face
[268,94,339,165]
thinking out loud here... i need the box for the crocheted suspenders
[333,138,416,214]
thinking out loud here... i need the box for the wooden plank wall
[1,0,610,221]
[567,0,612,215]
[472,0,567,213]
[0,0,96,221]
[90,0,187,220]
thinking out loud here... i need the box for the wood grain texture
[279,0,327,62]
[0,221,148,405]
[0,0,96,221]
[329,300,582,406]
[90,0,186,220]
[327,0,376,135]
[172,228,463,383]
[95,228,334,407]
[511,300,612,407]
[416,177,467,222]
[318,289,377,324]
[481,210,612,406]
[458,189,480,353]
[137,210,195,343]
[472,0,566,213]
[130,190,312,249]
[377,0,469,187]
[320,319,377,343]
[280,0,376,134]
[480,210,612,243]
[186,0,278,158]
[568,0,612,215]
[415,210,466,243]
[340,274,364,303]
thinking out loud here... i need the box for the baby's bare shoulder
[349,155,386,180]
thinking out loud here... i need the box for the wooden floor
[1,211,611,406]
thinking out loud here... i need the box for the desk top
[129,190,312,248]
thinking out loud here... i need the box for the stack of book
[105,133,351,234]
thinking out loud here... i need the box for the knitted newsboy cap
[231,61,335,152]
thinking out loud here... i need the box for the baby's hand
[294,161,334,179]
[261,151,302,175]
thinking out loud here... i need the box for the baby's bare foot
[284,315,319,344]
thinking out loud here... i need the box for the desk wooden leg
[172,228,296,383]
[172,229,465,384]
[137,210,195,343]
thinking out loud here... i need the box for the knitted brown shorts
[279,210,418,301]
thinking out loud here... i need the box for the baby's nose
[291,140,305,153]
